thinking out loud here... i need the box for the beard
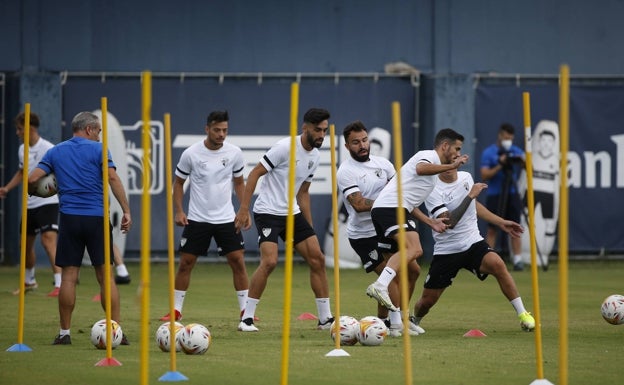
[306,132,323,149]
[350,148,370,162]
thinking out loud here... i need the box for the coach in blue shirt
[29,111,132,345]
[480,123,525,271]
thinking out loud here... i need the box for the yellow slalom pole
[522,92,550,383]
[280,82,299,385]
[325,123,349,356]
[158,113,187,381]
[139,70,152,385]
[391,101,413,385]
[558,64,570,385]
[94,97,121,366]
[13,103,31,351]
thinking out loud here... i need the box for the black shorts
[348,236,385,273]
[370,207,419,254]
[533,190,555,219]
[56,213,114,267]
[485,193,522,225]
[179,220,244,256]
[21,204,59,236]
[424,240,491,289]
[253,213,316,245]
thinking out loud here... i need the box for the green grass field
[0,259,622,385]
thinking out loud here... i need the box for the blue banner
[475,81,624,253]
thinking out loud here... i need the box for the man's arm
[476,201,523,238]
[297,181,313,226]
[345,191,374,213]
[172,176,187,226]
[27,167,47,194]
[109,167,132,233]
[411,206,448,233]
[444,182,488,228]
[232,175,250,229]
[234,163,267,231]
[0,169,24,198]
[416,154,469,176]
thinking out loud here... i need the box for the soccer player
[234,108,334,332]
[411,167,535,331]
[159,110,250,323]
[336,121,422,336]
[366,128,468,311]
[28,111,132,345]
[0,112,62,297]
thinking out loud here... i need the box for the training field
[0,259,622,385]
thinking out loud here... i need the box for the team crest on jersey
[375,168,383,178]
[408,219,416,228]
[463,182,469,191]
[221,157,229,167]
[308,160,314,169]
[180,237,187,247]
[262,228,272,237]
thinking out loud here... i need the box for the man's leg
[225,249,250,313]
[239,241,278,331]
[94,264,121,323]
[59,266,80,330]
[41,230,62,294]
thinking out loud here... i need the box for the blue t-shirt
[480,143,524,195]
[37,137,116,216]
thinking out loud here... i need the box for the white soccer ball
[179,323,211,355]
[330,316,360,346]
[601,294,624,325]
[33,173,58,198]
[155,321,184,352]
[90,319,123,349]
[357,316,388,346]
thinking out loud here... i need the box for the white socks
[53,273,62,288]
[376,267,397,287]
[315,298,332,323]
[236,290,249,311]
[116,264,129,277]
[389,309,402,327]
[26,267,36,284]
[242,298,260,320]
[510,297,527,315]
[174,290,186,312]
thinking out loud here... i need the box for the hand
[234,208,251,233]
[452,154,469,169]
[174,211,188,227]
[120,213,132,233]
[0,187,8,198]
[468,183,488,199]
[429,217,449,233]
[500,220,524,238]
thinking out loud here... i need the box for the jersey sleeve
[425,181,448,218]
[232,147,245,178]
[337,166,359,198]
[174,148,192,180]
[260,139,288,172]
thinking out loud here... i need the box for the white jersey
[372,149,440,212]
[253,135,319,216]
[425,171,483,255]
[19,137,59,209]
[175,140,244,223]
[337,155,395,239]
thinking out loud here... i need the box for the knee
[260,255,279,273]
[306,252,326,272]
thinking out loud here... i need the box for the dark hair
[342,120,367,141]
[434,128,464,148]
[539,129,556,138]
[499,123,515,135]
[303,108,330,125]
[207,110,229,125]
[14,112,40,128]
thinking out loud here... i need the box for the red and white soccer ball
[179,323,211,355]
[357,316,388,346]
[330,315,360,346]
[33,173,58,198]
[600,294,624,325]
[155,321,184,352]
[90,319,123,349]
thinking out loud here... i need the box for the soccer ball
[90,319,123,349]
[155,321,184,352]
[330,316,360,346]
[33,173,58,198]
[600,294,624,325]
[357,316,388,346]
[179,323,211,355]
